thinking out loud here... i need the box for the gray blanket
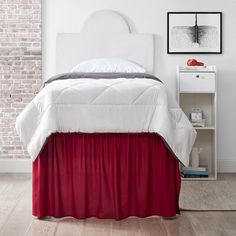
[44,72,162,86]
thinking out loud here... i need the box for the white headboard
[56,10,154,74]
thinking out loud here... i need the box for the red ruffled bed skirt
[32,133,181,220]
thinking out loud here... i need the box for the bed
[16,10,196,220]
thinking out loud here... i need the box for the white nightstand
[177,66,217,180]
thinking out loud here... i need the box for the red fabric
[33,133,180,220]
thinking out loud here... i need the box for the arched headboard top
[82,10,131,34]
[56,10,154,74]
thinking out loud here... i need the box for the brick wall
[0,0,41,159]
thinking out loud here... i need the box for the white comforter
[16,77,196,166]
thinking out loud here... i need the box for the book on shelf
[181,174,209,178]
[182,170,208,175]
[182,167,207,171]
[181,167,209,178]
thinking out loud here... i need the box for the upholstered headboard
[56,10,155,74]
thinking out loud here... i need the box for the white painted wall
[42,0,236,171]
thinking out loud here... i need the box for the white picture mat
[168,13,221,53]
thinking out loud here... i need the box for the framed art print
[167,12,222,54]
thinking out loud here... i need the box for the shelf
[194,126,215,130]
[178,65,216,72]
[182,176,217,181]
[177,65,217,181]
[180,91,216,94]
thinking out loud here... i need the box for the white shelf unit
[177,66,217,181]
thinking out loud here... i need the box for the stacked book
[181,167,208,178]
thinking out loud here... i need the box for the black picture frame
[167,12,222,54]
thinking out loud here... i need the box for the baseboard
[218,159,236,173]
[0,158,235,173]
[0,159,32,173]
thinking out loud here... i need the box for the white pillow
[71,58,146,73]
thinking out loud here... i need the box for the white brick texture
[0,0,41,159]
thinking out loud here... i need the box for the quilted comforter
[16,72,196,166]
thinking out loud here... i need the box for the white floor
[0,174,236,236]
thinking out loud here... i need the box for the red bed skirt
[32,133,181,220]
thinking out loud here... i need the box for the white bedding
[16,76,196,166]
